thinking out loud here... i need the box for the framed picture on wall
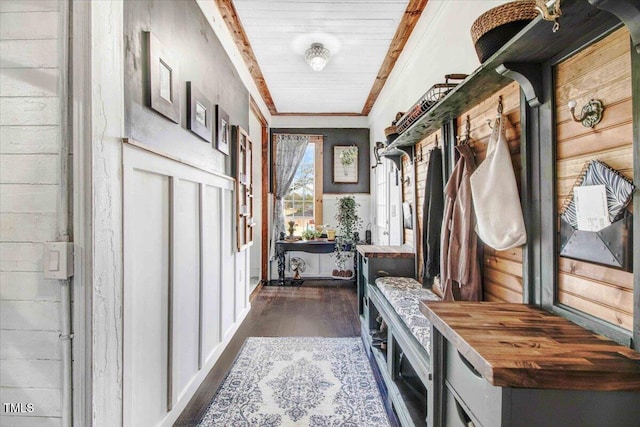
[333,145,358,183]
[186,82,212,143]
[145,31,180,123]
[215,105,230,155]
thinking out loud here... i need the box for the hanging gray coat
[421,147,444,285]
[440,145,482,301]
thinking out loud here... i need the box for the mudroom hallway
[1,0,639,427]
[174,283,391,426]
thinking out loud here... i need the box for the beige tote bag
[470,113,526,250]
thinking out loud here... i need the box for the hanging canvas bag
[470,113,526,250]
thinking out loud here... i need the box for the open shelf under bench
[364,283,432,427]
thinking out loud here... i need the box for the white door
[374,159,390,245]
[388,160,403,246]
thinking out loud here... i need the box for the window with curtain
[283,144,315,232]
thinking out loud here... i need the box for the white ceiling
[232,0,410,114]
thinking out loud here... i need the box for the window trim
[274,134,323,228]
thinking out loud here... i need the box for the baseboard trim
[249,280,264,302]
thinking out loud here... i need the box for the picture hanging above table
[333,145,358,183]
[145,31,180,123]
[215,105,230,155]
[186,82,212,143]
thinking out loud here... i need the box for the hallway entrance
[175,283,359,425]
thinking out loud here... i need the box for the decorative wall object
[145,31,180,123]
[333,145,359,183]
[403,201,413,229]
[559,160,634,271]
[233,126,254,250]
[215,105,230,155]
[186,82,212,142]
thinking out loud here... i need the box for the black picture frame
[186,82,212,143]
[215,105,230,155]
[145,31,180,123]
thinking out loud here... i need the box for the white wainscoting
[122,143,249,427]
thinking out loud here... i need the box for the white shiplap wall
[0,1,65,426]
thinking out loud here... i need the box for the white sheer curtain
[270,134,310,259]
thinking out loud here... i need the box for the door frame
[71,1,92,425]
[249,98,269,284]
[71,1,126,425]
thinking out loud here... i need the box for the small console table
[420,302,640,427]
[274,239,355,286]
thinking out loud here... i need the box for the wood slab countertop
[420,301,640,391]
[356,245,415,258]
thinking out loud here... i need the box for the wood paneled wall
[457,82,524,303]
[402,131,440,275]
[402,82,524,302]
[554,28,634,331]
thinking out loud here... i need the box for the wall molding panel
[122,142,246,427]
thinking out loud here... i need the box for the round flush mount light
[305,43,330,71]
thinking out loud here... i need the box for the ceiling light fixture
[305,43,330,71]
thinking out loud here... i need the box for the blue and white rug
[199,337,390,426]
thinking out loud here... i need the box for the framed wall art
[145,31,180,123]
[186,82,212,143]
[333,145,358,183]
[215,105,230,155]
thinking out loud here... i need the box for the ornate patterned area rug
[198,337,390,426]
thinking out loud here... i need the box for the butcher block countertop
[356,245,415,258]
[419,301,640,391]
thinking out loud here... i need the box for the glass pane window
[284,144,315,233]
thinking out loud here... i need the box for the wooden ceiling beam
[214,0,278,115]
[273,112,366,117]
[249,96,268,126]
[361,0,429,115]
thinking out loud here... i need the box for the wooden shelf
[356,244,416,259]
[384,0,620,150]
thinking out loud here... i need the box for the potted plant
[332,195,363,278]
[301,229,317,241]
[287,220,296,239]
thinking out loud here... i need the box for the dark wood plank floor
[174,282,360,426]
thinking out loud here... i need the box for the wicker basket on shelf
[384,112,404,145]
[470,0,538,63]
[396,74,467,135]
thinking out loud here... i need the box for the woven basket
[384,125,399,145]
[471,0,538,63]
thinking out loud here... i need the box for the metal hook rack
[486,96,504,129]
[456,115,471,145]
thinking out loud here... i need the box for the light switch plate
[43,242,74,279]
